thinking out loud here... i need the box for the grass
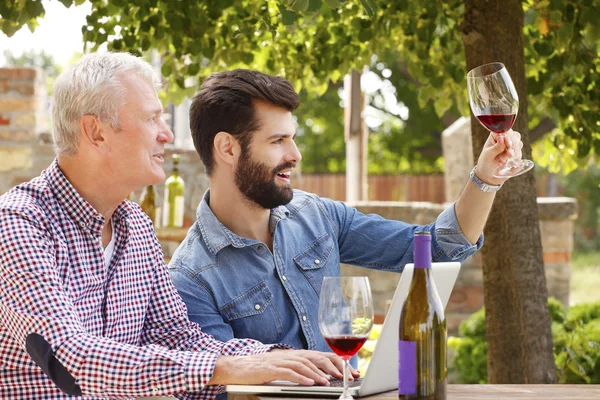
[570,250,600,306]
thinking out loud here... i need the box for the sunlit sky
[0,0,92,67]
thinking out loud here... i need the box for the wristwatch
[469,166,503,192]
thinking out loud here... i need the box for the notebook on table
[226,262,461,397]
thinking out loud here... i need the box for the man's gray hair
[51,52,161,155]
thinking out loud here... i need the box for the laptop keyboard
[328,377,363,388]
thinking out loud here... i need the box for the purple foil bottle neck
[414,232,432,269]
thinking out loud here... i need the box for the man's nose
[159,119,174,144]
[288,141,302,163]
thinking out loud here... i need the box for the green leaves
[451,299,600,384]
[281,8,298,25]
[2,0,597,168]
[359,0,377,16]
[291,0,310,12]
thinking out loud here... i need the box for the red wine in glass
[467,62,534,178]
[324,335,368,360]
[476,113,516,134]
[319,277,373,400]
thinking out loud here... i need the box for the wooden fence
[294,174,446,203]
[294,173,555,203]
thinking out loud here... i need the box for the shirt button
[314,259,321,265]
[282,275,287,281]
[302,315,307,321]
[257,245,263,251]
[152,387,159,393]
[255,304,261,310]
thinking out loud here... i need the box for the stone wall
[341,198,577,332]
[0,67,56,193]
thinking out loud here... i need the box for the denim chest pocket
[294,233,335,295]
[220,281,283,344]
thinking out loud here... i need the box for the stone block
[0,114,10,126]
[539,220,574,238]
[442,117,474,202]
[0,68,38,80]
[8,81,35,96]
[0,98,37,112]
[0,147,33,172]
[541,234,574,252]
[13,112,36,127]
[456,264,484,284]
[0,130,34,141]
[542,251,570,263]
[11,175,34,187]
[446,283,484,313]
[447,312,473,333]
[537,197,578,220]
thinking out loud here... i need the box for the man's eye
[273,139,283,144]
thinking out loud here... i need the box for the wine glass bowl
[467,62,534,178]
[319,276,374,400]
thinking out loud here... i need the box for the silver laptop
[226,262,461,397]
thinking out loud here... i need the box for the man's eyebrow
[267,133,297,140]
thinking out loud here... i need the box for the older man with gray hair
[0,52,344,400]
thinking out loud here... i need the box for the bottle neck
[414,236,432,269]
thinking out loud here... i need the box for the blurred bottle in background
[140,185,157,226]
[162,154,185,228]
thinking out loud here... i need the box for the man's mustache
[273,162,296,175]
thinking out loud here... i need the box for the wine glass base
[493,159,534,179]
[338,393,354,400]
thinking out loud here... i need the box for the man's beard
[235,153,294,210]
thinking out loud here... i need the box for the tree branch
[530,117,556,143]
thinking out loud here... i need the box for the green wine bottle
[162,154,185,228]
[139,185,157,225]
[398,232,447,400]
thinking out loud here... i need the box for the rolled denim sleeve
[432,202,483,262]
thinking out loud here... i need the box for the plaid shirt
[0,160,277,399]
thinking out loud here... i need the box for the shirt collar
[197,189,291,255]
[44,159,132,236]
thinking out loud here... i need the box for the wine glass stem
[341,359,351,400]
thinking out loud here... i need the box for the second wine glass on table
[318,276,374,400]
[467,62,534,178]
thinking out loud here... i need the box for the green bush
[449,298,600,383]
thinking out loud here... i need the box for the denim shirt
[169,189,483,353]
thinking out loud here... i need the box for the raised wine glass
[318,276,373,400]
[467,62,534,178]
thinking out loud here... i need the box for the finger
[275,367,316,386]
[350,366,361,378]
[486,135,507,157]
[286,358,330,385]
[319,353,345,379]
[484,132,497,148]
[512,130,522,141]
[514,148,522,160]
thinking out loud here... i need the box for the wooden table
[228,384,600,400]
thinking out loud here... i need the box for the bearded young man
[169,69,523,355]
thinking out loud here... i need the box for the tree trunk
[461,0,556,383]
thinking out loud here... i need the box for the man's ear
[80,115,107,151]
[213,131,240,167]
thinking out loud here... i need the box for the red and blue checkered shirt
[0,160,277,399]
